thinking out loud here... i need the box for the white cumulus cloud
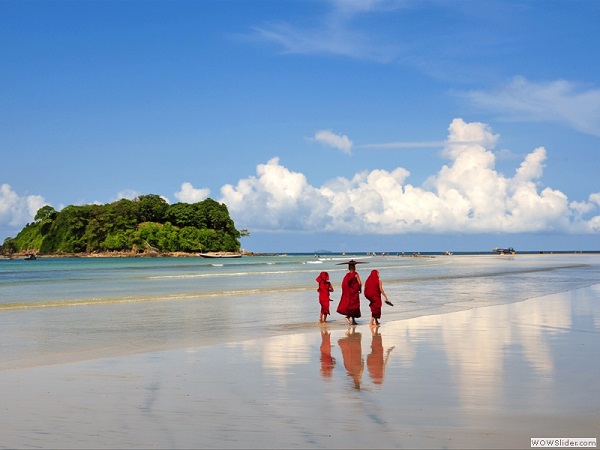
[220,157,327,230]
[0,184,48,228]
[313,129,353,154]
[115,189,141,201]
[221,119,600,235]
[174,182,211,203]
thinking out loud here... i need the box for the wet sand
[1,285,599,449]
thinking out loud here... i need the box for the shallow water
[1,253,599,369]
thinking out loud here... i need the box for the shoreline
[3,250,257,258]
[1,284,598,448]
[3,250,600,259]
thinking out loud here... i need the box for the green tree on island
[1,196,247,255]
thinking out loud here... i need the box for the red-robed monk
[316,271,334,323]
[364,269,389,326]
[336,262,362,325]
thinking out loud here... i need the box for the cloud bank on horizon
[215,119,600,235]
[2,119,599,239]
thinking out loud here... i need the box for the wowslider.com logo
[531,438,597,448]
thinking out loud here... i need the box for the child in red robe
[316,271,334,323]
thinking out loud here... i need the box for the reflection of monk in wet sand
[320,329,336,378]
[367,327,394,385]
[338,327,363,390]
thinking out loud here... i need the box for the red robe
[364,270,382,319]
[316,272,332,315]
[338,329,363,390]
[319,330,336,378]
[337,271,361,318]
[367,332,384,385]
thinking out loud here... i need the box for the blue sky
[2,0,600,253]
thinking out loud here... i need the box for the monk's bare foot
[352,319,357,325]
[345,317,351,325]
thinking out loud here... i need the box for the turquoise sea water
[1,253,599,369]
[1,252,598,309]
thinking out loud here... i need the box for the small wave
[147,267,323,280]
[0,285,315,311]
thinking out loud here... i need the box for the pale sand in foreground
[1,286,599,449]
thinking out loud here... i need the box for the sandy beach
[1,283,599,449]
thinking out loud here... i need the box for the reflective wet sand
[1,286,599,449]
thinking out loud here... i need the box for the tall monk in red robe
[336,261,362,325]
[316,271,334,323]
[364,270,389,326]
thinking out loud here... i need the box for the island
[1,195,249,258]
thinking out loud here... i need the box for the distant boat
[492,247,515,255]
[199,253,242,259]
[24,253,37,260]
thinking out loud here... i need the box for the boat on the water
[199,253,242,259]
[24,253,37,260]
[492,247,515,255]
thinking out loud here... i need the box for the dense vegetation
[1,195,248,255]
